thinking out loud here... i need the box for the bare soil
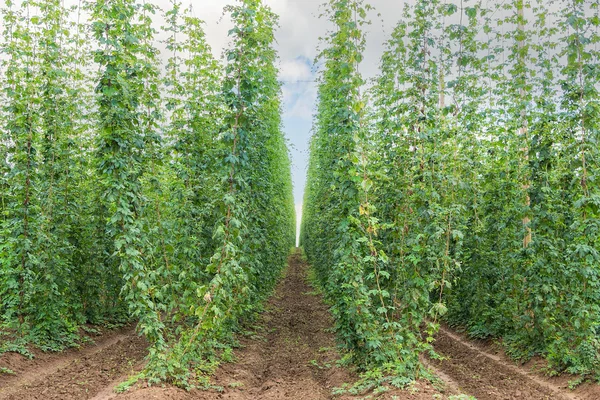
[1,250,599,400]
[110,251,455,400]
[0,327,146,400]
[430,327,600,400]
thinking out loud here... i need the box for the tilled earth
[1,252,598,400]
[0,326,146,400]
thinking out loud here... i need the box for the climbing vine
[0,0,294,387]
[303,0,600,385]
[3,0,600,391]
[302,0,417,383]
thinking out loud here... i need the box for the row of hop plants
[302,0,600,387]
[0,0,295,387]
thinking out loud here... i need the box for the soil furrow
[4,252,600,400]
[432,327,575,400]
[0,332,147,400]
[110,252,455,399]
[0,327,135,396]
[442,327,580,399]
[89,359,146,400]
[113,251,360,400]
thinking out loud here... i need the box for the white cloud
[59,0,411,204]
[284,82,317,119]
[279,58,313,82]
[295,203,302,246]
[193,0,409,204]
[279,56,316,119]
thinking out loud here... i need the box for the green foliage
[0,367,15,375]
[0,0,93,349]
[440,0,600,378]
[91,0,166,353]
[0,0,294,387]
[302,0,428,381]
[303,0,600,384]
[144,1,295,385]
[2,0,600,389]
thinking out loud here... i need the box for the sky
[187,0,554,245]
[51,0,409,244]
[195,0,408,206]
[17,0,545,243]
[188,0,410,244]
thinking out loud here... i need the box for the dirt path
[0,326,147,400]
[430,327,600,400]
[3,251,600,399]
[110,251,454,400]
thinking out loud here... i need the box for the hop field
[1,0,600,398]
